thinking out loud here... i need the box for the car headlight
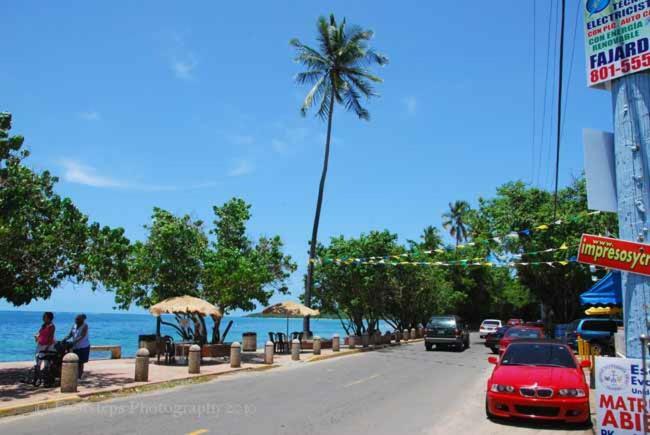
[558,388,586,397]
[491,384,515,393]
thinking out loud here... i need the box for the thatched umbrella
[261,301,319,338]
[149,296,222,342]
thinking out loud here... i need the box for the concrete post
[612,72,650,359]
[348,335,356,349]
[264,341,274,364]
[134,348,150,382]
[395,330,401,344]
[403,329,409,342]
[60,352,79,393]
[418,327,424,338]
[230,342,241,368]
[411,328,417,340]
[291,339,300,360]
[313,336,321,355]
[188,344,201,374]
[332,334,340,352]
[361,333,369,348]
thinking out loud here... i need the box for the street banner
[595,356,649,434]
[578,234,650,276]
[583,0,650,88]
[583,128,617,212]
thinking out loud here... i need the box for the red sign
[578,234,650,276]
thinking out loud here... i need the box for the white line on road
[343,374,380,388]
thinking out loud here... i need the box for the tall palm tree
[292,14,388,335]
[442,201,471,247]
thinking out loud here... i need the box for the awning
[580,271,623,307]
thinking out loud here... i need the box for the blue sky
[2,1,614,314]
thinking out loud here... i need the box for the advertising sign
[578,234,650,276]
[583,0,650,88]
[595,356,649,434]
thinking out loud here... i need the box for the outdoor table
[174,341,195,364]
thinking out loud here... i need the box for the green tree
[292,14,388,334]
[442,200,471,247]
[202,198,296,342]
[312,231,397,336]
[473,178,618,323]
[114,208,207,310]
[0,112,130,306]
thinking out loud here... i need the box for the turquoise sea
[0,311,376,362]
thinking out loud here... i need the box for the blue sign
[586,0,610,15]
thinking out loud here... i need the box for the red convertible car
[486,341,591,425]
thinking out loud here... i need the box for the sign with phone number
[583,0,650,88]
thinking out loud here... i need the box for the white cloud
[229,134,255,146]
[271,139,288,153]
[172,56,197,80]
[60,159,125,188]
[402,96,417,115]
[168,33,197,80]
[79,111,100,121]
[59,159,221,191]
[228,159,254,177]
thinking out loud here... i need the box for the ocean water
[0,311,383,362]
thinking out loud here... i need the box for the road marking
[343,374,380,388]
[186,430,208,435]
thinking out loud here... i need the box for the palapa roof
[261,300,319,317]
[149,295,222,318]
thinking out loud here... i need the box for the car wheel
[465,338,470,349]
[490,347,498,354]
[425,343,433,351]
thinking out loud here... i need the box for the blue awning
[580,271,623,307]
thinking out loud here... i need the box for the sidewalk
[0,341,419,418]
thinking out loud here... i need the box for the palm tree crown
[291,14,388,120]
[442,201,471,247]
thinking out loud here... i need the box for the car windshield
[428,318,455,328]
[501,343,576,368]
[504,328,541,338]
[482,321,499,326]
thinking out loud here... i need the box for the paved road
[0,334,592,435]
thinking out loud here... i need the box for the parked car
[424,315,470,351]
[486,341,591,425]
[484,326,509,354]
[506,318,524,327]
[564,318,622,355]
[498,326,544,354]
[479,319,502,339]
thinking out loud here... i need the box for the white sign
[596,356,649,434]
[583,128,617,212]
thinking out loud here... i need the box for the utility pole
[611,71,650,359]
[582,0,650,358]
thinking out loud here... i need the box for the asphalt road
[0,334,592,435]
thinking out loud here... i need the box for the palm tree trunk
[304,87,335,336]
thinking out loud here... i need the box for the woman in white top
[64,314,90,378]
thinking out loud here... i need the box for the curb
[0,364,279,419]
[305,338,424,363]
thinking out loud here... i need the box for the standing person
[64,314,90,378]
[34,312,55,368]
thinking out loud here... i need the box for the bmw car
[485,341,591,425]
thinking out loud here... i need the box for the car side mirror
[580,359,591,369]
[488,356,498,365]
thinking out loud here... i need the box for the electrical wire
[536,0,556,187]
[544,0,561,190]
[531,0,537,185]
[560,0,581,139]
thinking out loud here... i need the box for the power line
[544,0,560,190]
[560,0,581,139]
[553,0,567,218]
[536,0,555,188]
[531,0,537,185]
